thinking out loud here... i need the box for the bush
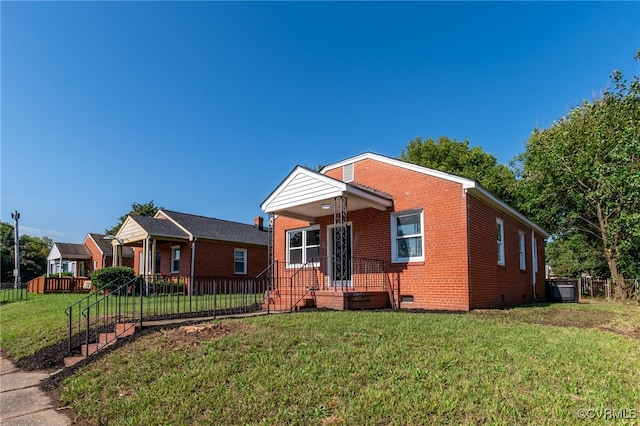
[90,267,136,291]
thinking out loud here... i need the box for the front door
[328,224,352,287]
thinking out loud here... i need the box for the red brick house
[84,233,134,271]
[46,234,134,278]
[261,152,548,311]
[112,209,269,283]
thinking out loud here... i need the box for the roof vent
[343,163,354,182]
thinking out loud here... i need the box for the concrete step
[115,322,139,337]
[63,356,85,367]
[80,342,112,357]
[99,332,117,345]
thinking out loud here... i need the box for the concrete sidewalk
[0,356,72,426]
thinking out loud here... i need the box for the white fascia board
[85,233,105,255]
[323,152,548,238]
[466,184,550,238]
[261,166,346,212]
[321,152,475,187]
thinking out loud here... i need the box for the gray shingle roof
[131,216,190,240]
[54,243,92,259]
[162,210,269,246]
[88,233,134,258]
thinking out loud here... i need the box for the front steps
[265,289,315,312]
[64,322,140,367]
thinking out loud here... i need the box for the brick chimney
[254,216,264,230]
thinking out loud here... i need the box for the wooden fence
[27,276,92,294]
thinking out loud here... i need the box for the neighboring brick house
[83,233,134,271]
[261,152,548,311]
[112,209,269,281]
[46,234,134,278]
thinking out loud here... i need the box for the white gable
[117,216,148,242]
[261,166,392,221]
[47,244,62,261]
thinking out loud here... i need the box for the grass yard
[0,293,87,359]
[59,300,640,425]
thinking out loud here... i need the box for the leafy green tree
[545,233,607,278]
[105,200,162,236]
[1,222,14,283]
[400,136,520,207]
[0,222,53,283]
[519,64,640,298]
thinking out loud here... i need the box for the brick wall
[133,240,268,278]
[467,194,546,309]
[160,241,268,278]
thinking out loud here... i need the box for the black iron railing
[67,275,268,358]
[261,257,389,312]
[0,282,27,304]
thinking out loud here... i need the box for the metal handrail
[79,276,143,357]
[65,275,127,353]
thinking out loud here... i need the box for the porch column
[151,238,157,276]
[112,243,118,266]
[333,196,348,290]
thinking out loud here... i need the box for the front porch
[263,257,398,311]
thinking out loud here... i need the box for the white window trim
[497,218,505,266]
[171,245,181,273]
[391,210,425,263]
[519,231,526,270]
[286,225,320,268]
[234,248,247,275]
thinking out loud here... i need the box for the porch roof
[261,166,393,222]
[114,210,269,246]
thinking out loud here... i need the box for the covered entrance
[261,166,397,311]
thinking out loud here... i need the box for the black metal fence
[262,257,389,312]
[66,275,268,357]
[546,277,640,302]
[0,282,28,304]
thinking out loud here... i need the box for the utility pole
[11,210,21,288]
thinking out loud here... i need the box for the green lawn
[58,301,640,425]
[0,292,261,360]
[0,293,87,359]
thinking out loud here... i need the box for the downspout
[531,230,537,299]
[190,237,197,295]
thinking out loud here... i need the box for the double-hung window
[287,226,320,266]
[391,210,424,263]
[234,249,247,274]
[518,231,526,270]
[171,246,180,273]
[496,219,505,266]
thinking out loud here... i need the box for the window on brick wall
[519,231,526,270]
[234,249,247,274]
[171,246,180,273]
[391,210,424,263]
[496,219,505,266]
[287,226,320,266]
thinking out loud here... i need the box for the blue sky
[2,1,639,243]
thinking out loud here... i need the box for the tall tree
[105,200,162,236]
[545,232,607,278]
[400,136,520,207]
[519,64,640,298]
[0,222,53,283]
